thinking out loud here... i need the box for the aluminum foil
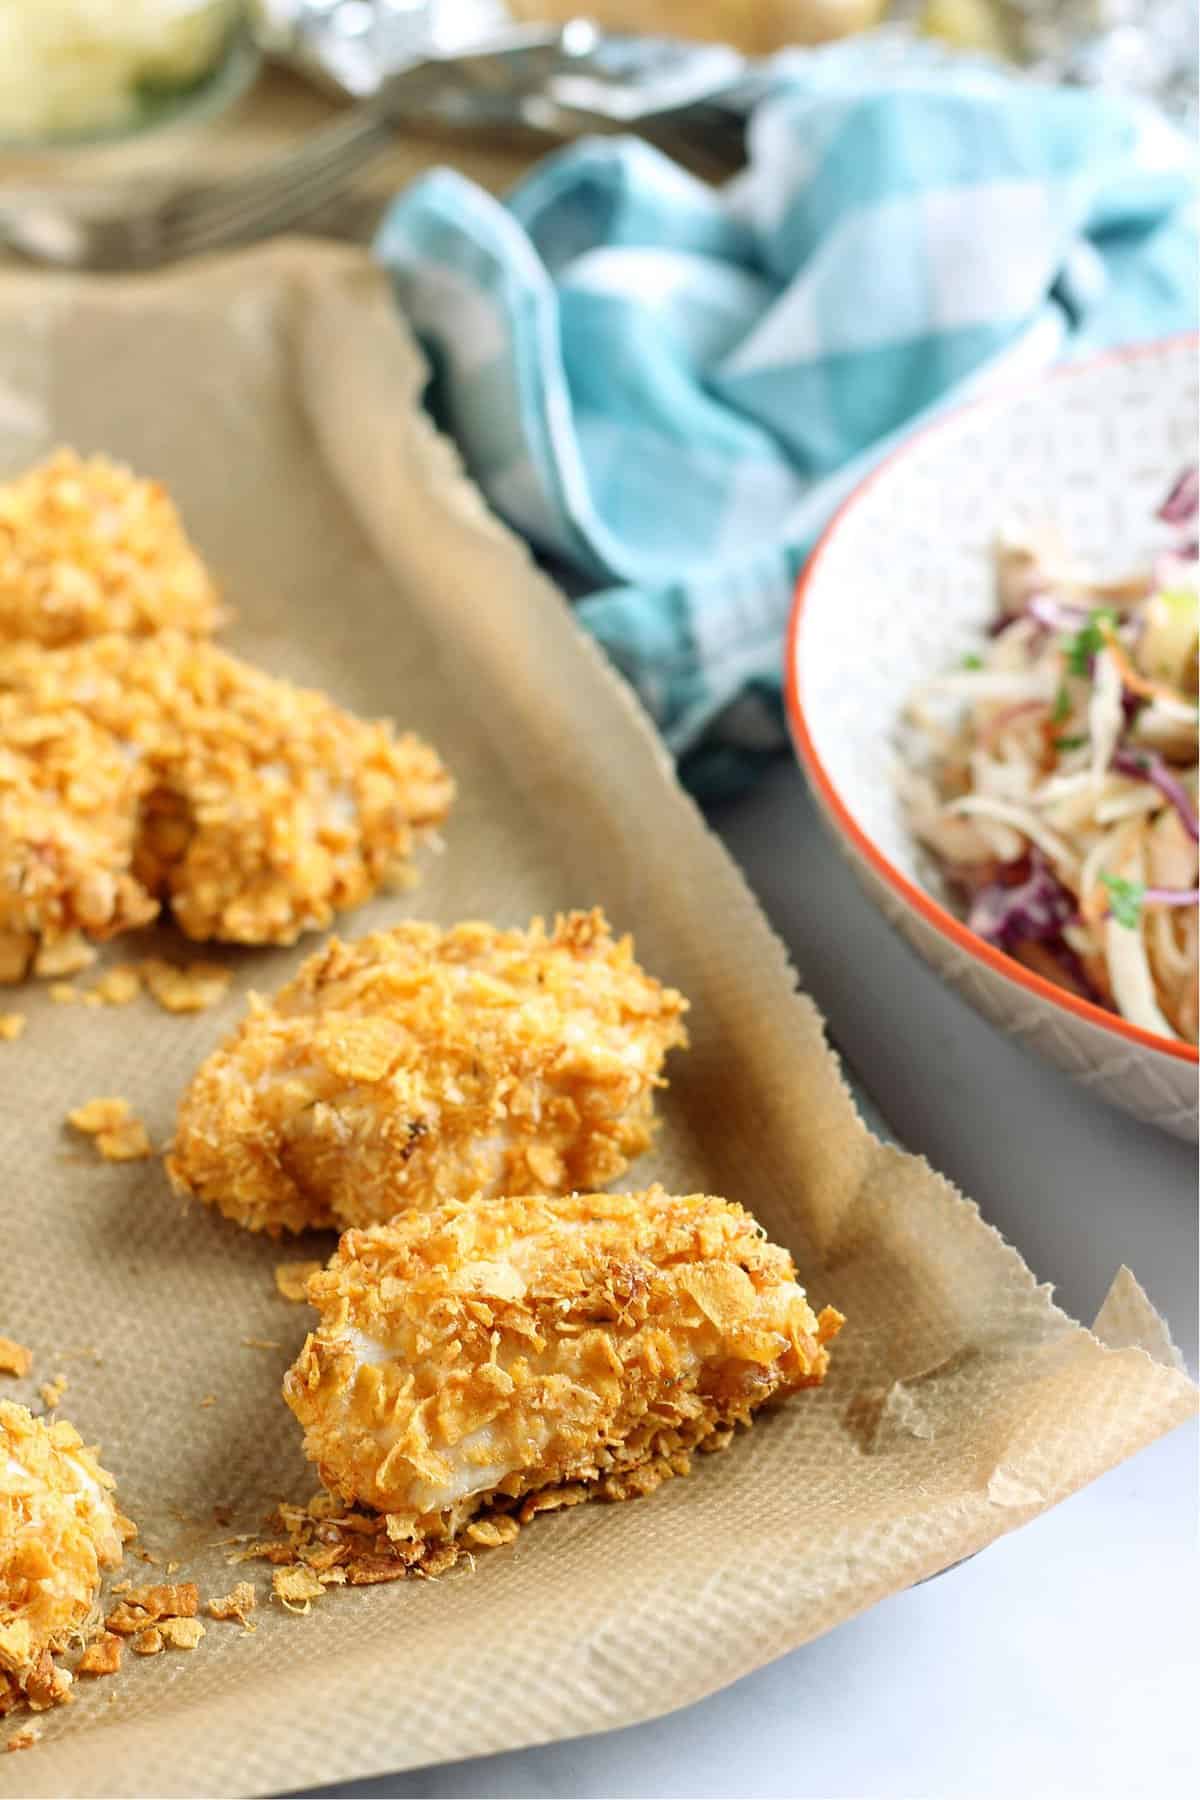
[253,0,1198,124]
[898,2,1199,123]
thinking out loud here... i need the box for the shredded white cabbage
[901,479,1199,1044]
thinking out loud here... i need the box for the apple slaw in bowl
[900,469,1199,1046]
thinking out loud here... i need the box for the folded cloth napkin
[374,36,1198,795]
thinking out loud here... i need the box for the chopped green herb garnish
[1054,734,1086,751]
[1064,607,1118,677]
[1101,873,1145,930]
[1052,683,1072,724]
[961,651,983,670]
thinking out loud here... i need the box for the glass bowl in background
[0,1,259,149]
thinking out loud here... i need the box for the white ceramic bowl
[787,337,1199,1140]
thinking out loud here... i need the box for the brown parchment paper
[0,244,1194,1800]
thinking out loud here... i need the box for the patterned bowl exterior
[787,338,1199,1140]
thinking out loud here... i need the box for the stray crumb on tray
[274,1262,322,1303]
[241,1338,281,1352]
[38,1376,66,1411]
[271,1567,326,1613]
[66,1098,153,1162]
[158,1618,204,1651]
[5,1723,40,1753]
[0,1339,32,1379]
[91,966,142,1007]
[0,1014,24,1042]
[207,1583,255,1628]
[76,1635,122,1679]
[140,959,231,1015]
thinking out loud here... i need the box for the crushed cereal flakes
[5,1723,40,1752]
[140,959,231,1015]
[105,1582,198,1644]
[464,1516,521,1549]
[0,1338,32,1378]
[0,1014,24,1041]
[96,1121,152,1161]
[91,966,142,1006]
[274,1261,322,1303]
[126,1583,198,1620]
[22,1649,73,1712]
[38,1375,67,1410]
[76,1635,122,1678]
[66,1098,152,1162]
[207,1583,256,1628]
[271,1567,325,1612]
[158,1618,204,1651]
[243,1492,468,1597]
[67,1097,131,1135]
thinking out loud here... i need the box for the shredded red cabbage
[1112,747,1199,841]
[1158,466,1199,526]
[966,852,1075,949]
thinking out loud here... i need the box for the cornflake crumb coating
[169,910,689,1236]
[0,631,453,975]
[283,1187,843,1542]
[0,450,222,648]
[0,1403,132,1716]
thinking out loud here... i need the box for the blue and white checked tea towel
[375,37,1198,794]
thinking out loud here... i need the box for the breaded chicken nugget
[0,702,157,981]
[169,911,688,1236]
[284,1188,842,1540]
[0,632,452,974]
[0,1403,130,1713]
[0,449,222,647]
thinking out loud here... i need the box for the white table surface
[315,757,1198,1800]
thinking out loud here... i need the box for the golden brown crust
[169,910,689,1236]
[283,1188,842,1541]
[0,1402,129,1714]
[0,632,453,972]
[0,450,222,648]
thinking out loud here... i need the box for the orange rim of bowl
[785,333,1200,1068]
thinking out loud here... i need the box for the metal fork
[0,23,593,272]
[0,20,746,273]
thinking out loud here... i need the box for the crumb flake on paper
[0,1338,32,1378]
[66,1097,153,1161]
[274,1261,322,1303]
